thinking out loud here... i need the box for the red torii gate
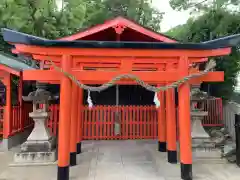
[2,25,240,180]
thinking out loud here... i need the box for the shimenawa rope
[48,59,216,93]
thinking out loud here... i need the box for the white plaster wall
[223,101,240,141]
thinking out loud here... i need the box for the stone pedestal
[21,111,55,152]
[13,88,57,165]
[14,151,57,165]
[191,112,209,139]
[191,112,222,161]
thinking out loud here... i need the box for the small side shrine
[14,82,57,164]
[0,52,34,151]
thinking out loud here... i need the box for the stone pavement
[0,140,240,180]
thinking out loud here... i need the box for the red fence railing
[48,105,59,136]
[22,103,34,130]
[0,103,33,137]
[0,98,223,139]
[10,103,33,135]
[48,105,158,139]
[203,98,223,126]
[81,106,158,140]
[11,106,21,134]
[47,98,223,139]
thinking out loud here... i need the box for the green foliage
[83,0,163,32]
[165,24,187,38]
[169,0,240,12]
[167,9,240,100]
[0,0,87,38]
[0,0,87,54]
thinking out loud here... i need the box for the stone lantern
[190,85,221,160]
[14,83,57,165]
[191,85,209,141]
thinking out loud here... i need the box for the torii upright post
[3,74,12,139]
[77,88,83,154]
[158,90,166,152]
[166,87,177,163]
[18,71,24,130]
[57,55,72,180]
[166,64,177,163]
[178,57,192,180]
[70,82,79,166]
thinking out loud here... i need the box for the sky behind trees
[152,0,190,31]
[55,0,190,32]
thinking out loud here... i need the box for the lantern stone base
[21,137,56,152]
[192,145,222,162]
[12,137,57,165]
[191,114,222,161]
[13,150,57,165]
[192,138,222,161]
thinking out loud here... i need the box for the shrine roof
[2,28,240,50]
[0,52,34,74]
[58,16,177,42]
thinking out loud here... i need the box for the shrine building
[1,16,240,180]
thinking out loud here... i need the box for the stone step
[193,158,226,164]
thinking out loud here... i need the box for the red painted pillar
[18,72,24,130]
[57,55,72,180]
[18,72,23,106]
[77,88,83,154]
[157,89,166,152]
[166,88,177,163]
[69,82,79,166]
[3,74,12,138]
[178,57,192,180]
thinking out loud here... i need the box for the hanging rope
[48,59,216,93]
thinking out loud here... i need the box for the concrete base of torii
[13,111,57,165]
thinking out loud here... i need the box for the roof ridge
[59,16,179,42]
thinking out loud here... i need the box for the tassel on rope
[87,90,93,108]
[154,92,160,108]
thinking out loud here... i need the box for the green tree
[167,9,240,100]
[165,24,187,38]
[0,0,87,54]
[83,0,164,32]
[169,0,240,12]
[0,0,87,38]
